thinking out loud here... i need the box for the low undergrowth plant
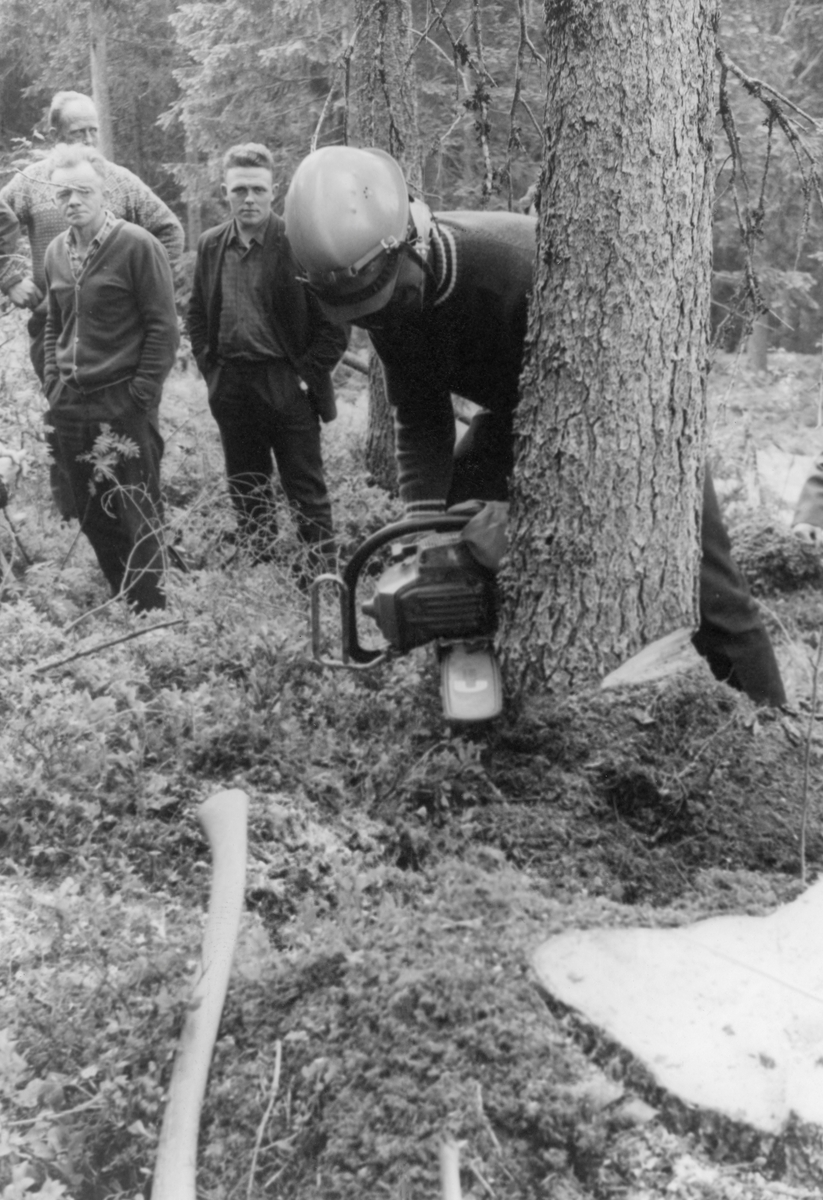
[2,309,823,1198]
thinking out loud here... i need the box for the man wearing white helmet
[285,146,785,707]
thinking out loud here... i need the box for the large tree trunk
[499,0,717,693]
[350,0,421,495]
[88,0,115,159]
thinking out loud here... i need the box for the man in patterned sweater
[43,145,178,612]
[0,199,21,289]
[0,92,183,517]
[284,146,786,708]
[1,91,183,378]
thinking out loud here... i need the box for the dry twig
[506,0,546,210]
[799,632,823,883]
[247,1041,282,1200]
[311,2,381,151]
[713,47,823,356]
[30,619,185,674]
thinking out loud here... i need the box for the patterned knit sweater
[0,199,20,288]
[0,157,184,295]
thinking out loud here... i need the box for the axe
[152,788,249,1200]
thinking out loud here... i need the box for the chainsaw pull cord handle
[340,514,472,665]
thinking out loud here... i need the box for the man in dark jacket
[43,145,178,612]
[188,142,347,566]
[284,146,786,707]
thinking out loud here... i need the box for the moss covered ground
[0,314,822,1200]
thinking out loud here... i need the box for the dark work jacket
[363,210,537,504]
[187,213,348,422]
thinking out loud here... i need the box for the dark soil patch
[408,677,822,908]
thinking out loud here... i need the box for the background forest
[1,0,823,354]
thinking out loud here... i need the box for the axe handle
[440,1138,463,1200]
[152,789,249,1200]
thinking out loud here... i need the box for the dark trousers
[50,381,166,612]
[208,358,334,559]
[450,409,786,707]
[28,307,77,520]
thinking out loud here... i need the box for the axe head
[601,626,701,691]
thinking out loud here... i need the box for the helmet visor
[309,245,403,323]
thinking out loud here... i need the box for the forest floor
[1,314,823,1200]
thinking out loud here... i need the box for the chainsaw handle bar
[309,573,390,670]
[313,514,472,666]
[342,514,473,663]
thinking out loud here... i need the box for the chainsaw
[309,513,503,722]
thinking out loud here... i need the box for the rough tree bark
[350,0,422,494]
[88,0,115,159]
[500,0,717,693]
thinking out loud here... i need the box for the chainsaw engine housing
[360,533,497,654]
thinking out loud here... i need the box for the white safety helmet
[284,146,413,322]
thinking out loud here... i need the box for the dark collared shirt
[217,217,283,361]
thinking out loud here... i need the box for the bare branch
[711,44,823,359]
[470,0,494,200]
[507,0,546,209]
[717,47,822,130]
[716,45,823,271]
[311,2,382,151]
[247,1043,282,1200]
[31,619,186,675]
[800,632,823,884]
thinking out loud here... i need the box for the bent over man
[188,142,347,567]
[284,146,785,707]
[43,145,179,612]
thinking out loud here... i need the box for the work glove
[792,523,823,546]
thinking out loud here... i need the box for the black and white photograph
[1,2,823,1197]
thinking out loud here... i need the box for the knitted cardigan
[43,220,179,402]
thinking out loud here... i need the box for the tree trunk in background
[89,0,115,159]
[746,315,769,372]
[499,0,717,694]
[185,137,202,251]
[351,0,422,496]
